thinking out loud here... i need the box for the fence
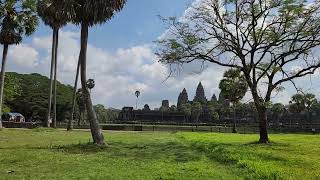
[56,122,320,134]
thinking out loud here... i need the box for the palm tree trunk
[52,28,59,128]
[232,104,237,133]
[47,29,57,127]
[68,56,81,131]
[80,23,105,145]
[78,111,81,126]
[0,44,9,129]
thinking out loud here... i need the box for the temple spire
[177,88,189,110]
[193,82,207,104]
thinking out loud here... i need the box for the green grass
[0,129,319,179]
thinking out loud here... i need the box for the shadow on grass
[52,140,202,163]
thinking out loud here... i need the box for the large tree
[156,0,320,143]
[37,0,73,128]
[219,68,248,133]
[290,93,317,122]
[70,0,127,145]
[0,0,38,128]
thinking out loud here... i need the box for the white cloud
[8,44,39,68]
[4,0,320,109]
[4,29,227,109]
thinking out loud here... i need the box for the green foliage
[159,106,169,112]
[94,104,120,123]
[207,101,221,120]
[181,103,192,116]
[71,0,127,26]
[0,0,38,45]
[211,112,219,122]
[3,72,73,122]
[170,105,177,112]
[219,69,248,104]
[37,0,73,29]
[271,103,286,115]
[0,129,319,179]
[192,102,202,122]
[289,93,318,113]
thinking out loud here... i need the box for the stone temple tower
[177,88,189,110]
[211,94,218,102]
[193,82,207,104]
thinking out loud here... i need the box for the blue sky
[5,0,320,109]
[27,0,194,51]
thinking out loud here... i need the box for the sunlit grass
[0,129,319,179]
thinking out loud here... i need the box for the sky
[4,0,320,109]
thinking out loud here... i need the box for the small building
[2,113,25,123]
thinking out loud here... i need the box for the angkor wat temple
[117,82,320,128]
[117,82,231,124]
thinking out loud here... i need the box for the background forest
[2,72,118,124]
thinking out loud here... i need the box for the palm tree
[68,58,80,131]
[135,90,140,109]
[70,0,127,145]
[37,0,73,128]
[0,0,38,129]
[219,69,248,133]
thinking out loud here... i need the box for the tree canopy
[156,0,320,143]
[3,72,73,123]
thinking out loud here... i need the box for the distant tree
[304,94,318,114]
[219,69,248,133]
[235,103,249,119]
[181,103,191,122]
[159,106,169,112]
[70,0,127,145]
[143,104,151,111]
[4,73,73,123]
[207,101,221,121]
[156,0,320,143]
[211,112,219,123]
[170,105,177,112]
[311,101,320,115]
[290,93,317,122]
[271,103,286,125]
[290,94,306,113]
[94,105,120,123]
[192,102,202,125]
[289,103,301,114]
[38,0,72,128]
[0,0,38,128]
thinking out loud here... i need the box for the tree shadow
[51,140,202,163]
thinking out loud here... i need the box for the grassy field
[0,129,319,179]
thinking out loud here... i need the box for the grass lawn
[0,129,319,179]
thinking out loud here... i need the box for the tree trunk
[78,111,81,126]
[52,28,59,128]
[47,30,57,128]
[0,44,9,129]
[257,108,269,143]
[68,56,81,131]
[80,23,105,145]
[232,104,237,133]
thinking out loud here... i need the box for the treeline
[3,72,119,124]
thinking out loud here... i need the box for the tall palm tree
[68,57,80,131]
[0,0,38,129]
[37,0,73,128]
[70,0,127,145]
